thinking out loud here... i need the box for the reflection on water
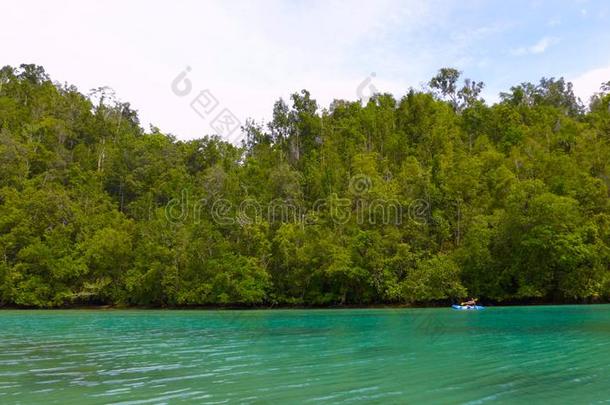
[0,306,609,403]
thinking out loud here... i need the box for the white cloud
[511,36,559,56]
[1,1,606,141]
[547,17,561,27]
[1,0,446,141]
[571,65,610,103]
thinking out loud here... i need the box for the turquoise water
[1,306,609,404]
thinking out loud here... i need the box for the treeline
[1,64,610,308]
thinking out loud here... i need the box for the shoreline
[1,301,609,310]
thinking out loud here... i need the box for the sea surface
[1,305,609,404]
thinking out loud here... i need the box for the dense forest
[1,64,609,308]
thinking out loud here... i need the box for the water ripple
[1,307,610,403]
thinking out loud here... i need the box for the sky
[2,0,610,142]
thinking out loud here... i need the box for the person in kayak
[461,298,477,306]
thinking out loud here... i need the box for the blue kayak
[452,304,484,310]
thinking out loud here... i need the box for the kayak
[452,304,484,310]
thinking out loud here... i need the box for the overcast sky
[2,0,610,141]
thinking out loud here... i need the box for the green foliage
[429,68,484,112]
[401,255,466,302]
[1,63,609,307]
